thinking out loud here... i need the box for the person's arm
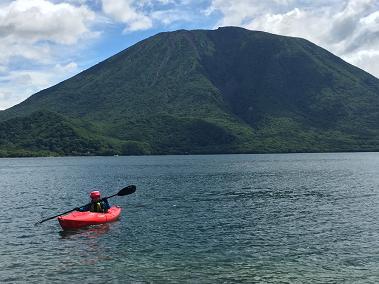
[102,198,111,210]
[77,203,90,212]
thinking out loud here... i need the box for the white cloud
[0,0,97,66]
[0,0,97,110]
[151,9,191,25]
[0,0,96,44]
[100,0,153,31]
[0,62,79,110]
[208,0,379,78]
[54,62,78,74]
[99,0,197,31]
[344,49,379,76]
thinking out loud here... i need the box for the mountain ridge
[0,26,378,157]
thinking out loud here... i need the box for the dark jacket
[78,198,111,213]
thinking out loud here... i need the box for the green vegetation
[1,27,379,157]
[0,111,112,156]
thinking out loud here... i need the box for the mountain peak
[1,27,379,156]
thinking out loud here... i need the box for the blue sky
[0,0,379,109]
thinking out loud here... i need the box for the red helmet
[90,191,101,200]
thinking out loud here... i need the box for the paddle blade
[117,185,136,196]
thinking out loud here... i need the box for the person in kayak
[77,191,111,213]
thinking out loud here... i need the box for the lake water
[0,153,378,283]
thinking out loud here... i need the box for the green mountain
[1,26,379,157]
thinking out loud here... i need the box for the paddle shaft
[36,208,78,224]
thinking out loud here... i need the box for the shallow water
[0,153,378,283]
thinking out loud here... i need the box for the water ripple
[0,153,378,282]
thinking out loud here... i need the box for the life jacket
[90,201,104,213]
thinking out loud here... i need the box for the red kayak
[58,206,122,230]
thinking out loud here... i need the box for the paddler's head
[90,190,101,201]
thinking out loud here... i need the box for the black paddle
[35,185,136,225]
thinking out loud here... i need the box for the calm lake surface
[0,153,378,283]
